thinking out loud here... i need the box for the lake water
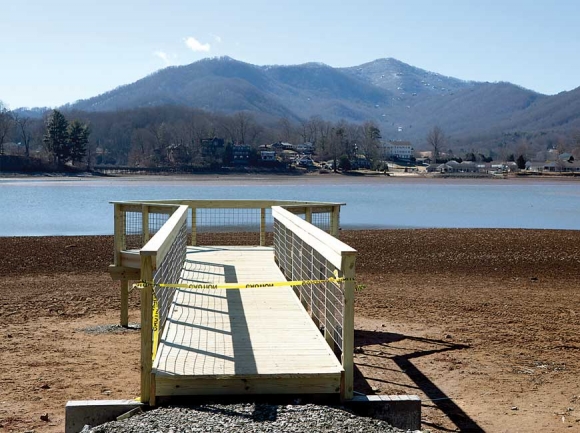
[1,175,579,236]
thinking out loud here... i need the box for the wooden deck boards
[152,246,343,396]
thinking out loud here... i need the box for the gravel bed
[86,404,408,433]
[80,323,140,334]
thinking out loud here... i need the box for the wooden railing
[118,199,342,245]
[110,202,181,326]
[272,206,356,399]
[139,205,188,403]
[108,199,352,403]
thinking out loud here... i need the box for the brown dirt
[1,230,579,432]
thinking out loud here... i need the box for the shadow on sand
[354,329,484,433]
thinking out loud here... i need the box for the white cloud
[184,36,211,52]
[154,51,172,66]
[211,33,222,43]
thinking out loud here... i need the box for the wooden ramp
[152,246,344,398]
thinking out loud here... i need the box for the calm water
[1,176,579,236]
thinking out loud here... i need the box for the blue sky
[2,0,579,109]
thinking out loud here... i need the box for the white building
[384,141,414,160]
[295,142,314,154]
[260,151,277,162]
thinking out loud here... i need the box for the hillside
[65,56,579,142]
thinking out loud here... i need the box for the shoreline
[2,172,579,185]
[2,225,579,240]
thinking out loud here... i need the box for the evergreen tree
[339,154,352,171]
[43,110,69,165]
[465,152,477,162]
[516,154,526,170]
[68,120,90,163]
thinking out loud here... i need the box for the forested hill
[63,56,579,143]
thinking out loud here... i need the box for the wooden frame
[271,206,356,399]
[110,203,181,327]
[108,199,355,403]
[112,199,344,249]
[138,205,188,404]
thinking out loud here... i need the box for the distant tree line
[0,103,386,171]
[426,124,580,166]
[1,103,91,170]
[1,101,580,172]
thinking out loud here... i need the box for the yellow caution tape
[133,276,354,291]
[151,292,159,361]
[140,275,360,361]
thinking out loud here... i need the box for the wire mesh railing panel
[121,209,176,251]
[149,212,170,237]
[124,211,143,250]
[195,208,273,246]
[153,220,188,335]
[273,218,345,351]
[284,208,332,234]
[311,211,331,233]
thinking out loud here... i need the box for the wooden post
[120,279,129,327]
[330,205,340,238]
[142,205,150,244]
[191,207,197,246]
[140,255,153,404]
[114,204,126,327]
[113,204,125,266]
[260,207,266,246]
[149,372,157,407]
[341,253,356,400]
[305,207,312,224]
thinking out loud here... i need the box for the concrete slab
[65,400,143,433]
[345,394,421,431]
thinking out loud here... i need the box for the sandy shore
[2,171,579,185]
[0,229,579,432]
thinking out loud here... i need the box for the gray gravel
[80,323,140,334]
[87,403,408,433]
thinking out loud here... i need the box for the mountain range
[64,56,580,143]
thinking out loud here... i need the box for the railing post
[341,253,356,400]
[114,204,128,327]
[191,207,197,246]
[330,205,340,238]
[260,207,267,246]
[140,254,154,404]
[113,203,125,266]
[305,207,312,224]
[142,205,150,243]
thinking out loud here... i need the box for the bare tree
[426,126,446,162]
[572,131,580,161]
[233,111,252,144]
[360,121,382,165]
[277,117,295,143]
[221,111,261,145]
[0,102,14,155]
[13,113,32,157]
[515,137,531,162]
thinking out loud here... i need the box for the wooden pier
[109,200,356,404]
[153,246,343,399]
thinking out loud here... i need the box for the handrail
[272,206,355,268]
[112,199,344,245]
[139,204,189,404]
[271,205,356,399]
[111,199,345,208]
[140,205,188,268]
